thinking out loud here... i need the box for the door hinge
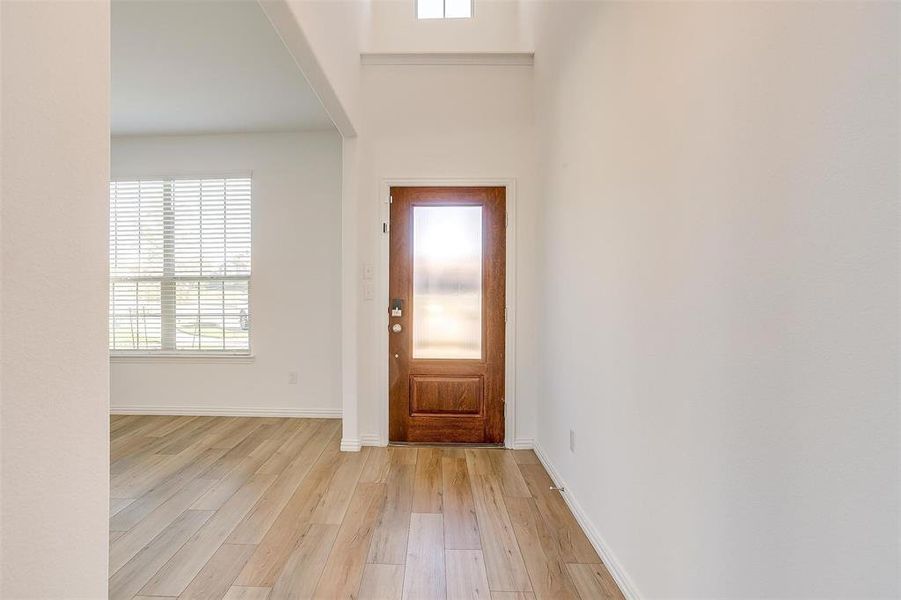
[389,194,393,204]
[382,222,389,234]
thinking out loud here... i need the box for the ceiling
[112,0,335,136]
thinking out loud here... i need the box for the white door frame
[376,178,518,448]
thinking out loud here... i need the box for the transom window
[109,177,252,354]
[417,0,472,19]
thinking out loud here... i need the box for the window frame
[109,174,254,359]
[415,0,473,20]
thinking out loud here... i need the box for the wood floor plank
[110,496,135,517]
[389,446,418,465]
[465,449,495,476]
[234,430,344,587]
[446,549,491,600]
[178,543,256,600]
[466,449,530,498]
[517,465,600,564]
[412,448,443,513]
[139,473,277,597]
[110,452,171,498]
[223,586,272,600]
[108,510,214,600]
[114,418,253,500]
[110,414,140,434]
[367,463,415,564]
[506,496,579,599]
[110,417,222,476]
[191,424,291,511]
[487,451,531,498]
[359,447,391,484]
[401,513,446,600]
[269,523,338,599]
[311,446,371,524]
[469,474,532,593]
[511,451,540,465]
[312,482,386,598]
[442,457,481,550]
[228,420,335,544]
[110,476,218,575]
[209,418,265,450]
[357,564,405,600]
[108,418,623,600]
[565,563,625,600]
[254,419,321,475]
[150,415,199,438]
[441,447,466,459]
[154,417,234,456]
[199,425,273,483]
[110,447,226,532]
[111,415,176,449]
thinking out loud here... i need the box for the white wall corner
[340,437,362,452]
[532,442,643,600]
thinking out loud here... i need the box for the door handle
[391,323,402,333]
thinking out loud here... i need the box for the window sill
[110,353,255,364]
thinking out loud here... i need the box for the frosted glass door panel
[413,206,482,359]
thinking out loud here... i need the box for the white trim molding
[110,354,255,364]
[360,434,383,447]
[361,52,534,66]
[532,442,642,600]
[376,178,518,448]
[340,437,362,452]
[511,438,534,450]
[110,406,342,419]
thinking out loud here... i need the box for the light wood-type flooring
[109,415,624,600]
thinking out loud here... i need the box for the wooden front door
[389,187,506,444]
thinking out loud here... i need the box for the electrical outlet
[363,282,374,301]
[569,429,575,453]
[288,371,298,385]
[362,263,374,280]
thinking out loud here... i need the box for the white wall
[0,1,111,597]
[264,0,366,134]
[354,63,539,445]
[110,132,343,417]
[363,0,530,53]
[267,1,541,447]
[533,2,900,598]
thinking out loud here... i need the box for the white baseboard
[532,442,642,600]
[110,405,342,419]
[340,437,362,452]
[360,434,383,447]
[511,437,534,449]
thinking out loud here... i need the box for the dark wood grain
[389,186,506,444]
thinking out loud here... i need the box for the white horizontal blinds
[109,180,165,350]
[172,178,251,277]
[109,177,251,353]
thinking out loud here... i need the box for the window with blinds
[109,177,252,354]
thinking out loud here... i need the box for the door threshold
[388,441,504,449]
